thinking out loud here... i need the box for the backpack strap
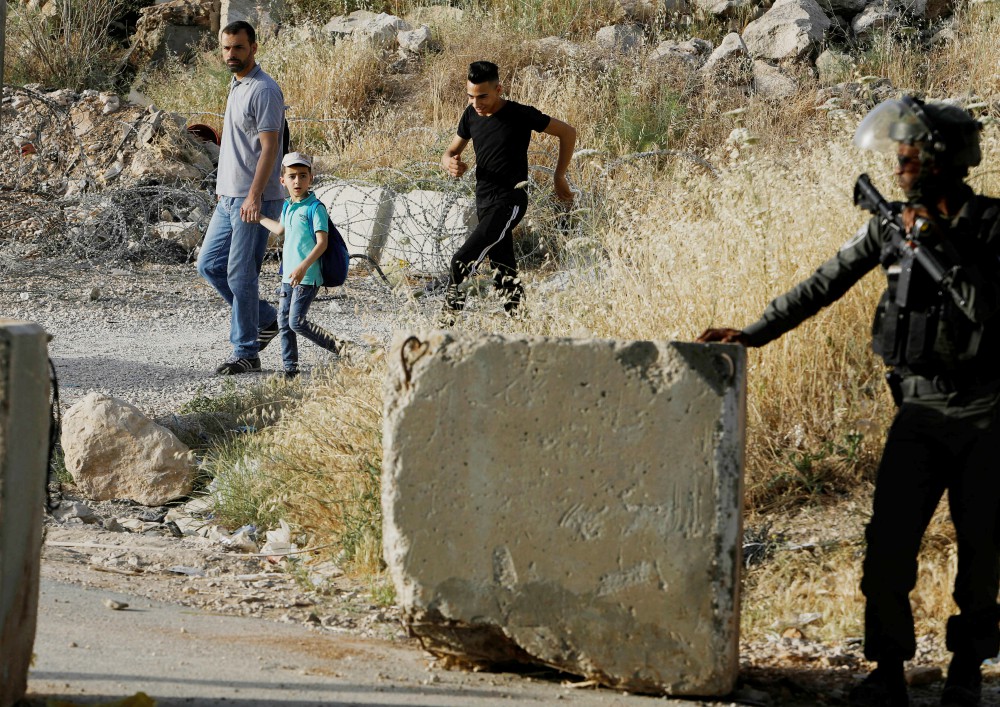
[277,200,290,276]
[307,199,324,242]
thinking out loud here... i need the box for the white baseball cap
[281,151,312,169]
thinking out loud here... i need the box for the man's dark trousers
[860,381,1000,664]
[445,191,528,313]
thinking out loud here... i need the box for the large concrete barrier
[314,181,394,266]
[382,331,746,696]
[383,190,477,276]
[0,321,50,707]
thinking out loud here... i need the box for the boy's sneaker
[215,356,261,375]
[849,666,909,707]
[283,368,299,380]
[257,320,279,353]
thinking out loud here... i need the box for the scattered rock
[355,13,411,48]
[743,0,832,60]
[649,38,713,69]
[51,501,99,524]
[397,25,432,53]
[851,2,902,42]
[323,9,378,41]
[906,665,943,686]
[130,0,215,69]
[595,24,645,53]
[103,598,129,610]
[752,60,800,99]
[815,48,853,84]
[700,32,753,86]
[62,392,197,506]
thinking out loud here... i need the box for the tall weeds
[4,0,127,89]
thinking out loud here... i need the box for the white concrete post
[0,321,51,707]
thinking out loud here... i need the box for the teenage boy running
[256,152,342,378]
[440,60,576,321]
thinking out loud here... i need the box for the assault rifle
[853,173,965,307]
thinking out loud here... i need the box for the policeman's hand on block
[695,328,750,345]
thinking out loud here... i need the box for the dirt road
[30,578,689,707]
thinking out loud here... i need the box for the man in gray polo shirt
[197,20,284,375]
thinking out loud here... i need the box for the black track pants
[861,384,1000,663]
[445,193,528,312]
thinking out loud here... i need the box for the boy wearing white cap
[256,152,342,378]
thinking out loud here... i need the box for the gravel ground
[4,260,413,415]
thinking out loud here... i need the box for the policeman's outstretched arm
[696,328,751,345]
[543,118,577,204]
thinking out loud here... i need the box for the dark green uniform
[743,185,1000,665]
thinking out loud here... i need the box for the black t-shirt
[457,100,551,205]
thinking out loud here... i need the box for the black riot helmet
[854,95,983,175]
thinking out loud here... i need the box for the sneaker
[849,667,909,707]
[215,356,261,375]
[283,368,299,380]
[257,320,279,353]
[941,656,982,707]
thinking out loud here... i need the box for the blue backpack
[280,198,349,287]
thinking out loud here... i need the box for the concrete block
[383,332,746,696]
[157,25,211,62]
[383,190,477,276]
[0,321,50,707]
[220,0,284,34]
[323,9,378,41]
[314,181,394,266]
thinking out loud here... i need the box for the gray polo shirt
[216,63,285,200]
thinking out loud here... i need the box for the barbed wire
[0,85,718,307]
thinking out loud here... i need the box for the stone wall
[0,321,50,707]
[382,331,746,696]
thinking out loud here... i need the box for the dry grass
[4,0,128,89]
[741,503,960,644]
[138,32,388,154]
[253,358,386,575]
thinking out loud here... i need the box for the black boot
[850,662,909,707]
[941,654,982,707]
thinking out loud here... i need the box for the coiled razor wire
[1,87,718,301]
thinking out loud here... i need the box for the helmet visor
[854,98,932,153]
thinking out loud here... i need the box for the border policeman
[698,96,1000,707]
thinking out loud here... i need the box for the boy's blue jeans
[277,283,340,371]
[197,196,281,359]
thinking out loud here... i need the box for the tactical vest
[870,198,999,374]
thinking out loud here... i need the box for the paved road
[27,579,705,707]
